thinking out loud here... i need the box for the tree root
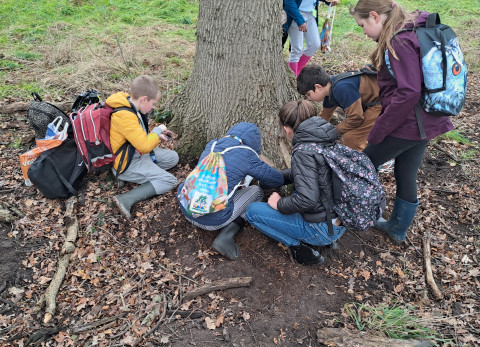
[422,231,444,301]
[34,197,78,323]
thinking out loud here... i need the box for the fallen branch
[0,206,16,222]
[26,326,64,346]
[316,327,431,346]
[34,197,78,323]
[0,101,71,114]
[69,312,127,334]
[183,277,252,302]
[431,143,459,163]
[3,202,25,218]
[166,309,202,319]
[422,231,444,301]
[133,292,167,347]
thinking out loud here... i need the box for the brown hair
[278,100,316,132]
[130,75,161,100]
[349,0,414,70]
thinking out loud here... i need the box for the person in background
[350,0,454,243]
[283,0,340,76]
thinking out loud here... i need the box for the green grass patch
[458,148,478,160]
[344,302,450,343]
[0,60,23,70]
[0,82,45,100]
[438,130,472,145]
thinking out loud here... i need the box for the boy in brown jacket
[297,64,381,151]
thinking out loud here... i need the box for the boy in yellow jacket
[107,75,178,219]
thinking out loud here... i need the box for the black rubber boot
[212,217,245,260]
[113,182,157,219]
[290,243,325,265]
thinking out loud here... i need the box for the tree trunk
[169,0,296,168]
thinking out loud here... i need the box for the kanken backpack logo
[69,103,133,172]
[296,143,386,231]
[386,13,467,117]
[178,142,258,216]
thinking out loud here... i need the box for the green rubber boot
[113,182,157,219]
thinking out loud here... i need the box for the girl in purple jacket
[350,0,454,244]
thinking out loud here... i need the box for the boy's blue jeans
[246,202,346,247]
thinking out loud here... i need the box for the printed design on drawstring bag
[178,142,258,216]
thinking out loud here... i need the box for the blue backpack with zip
[385,13,467,137]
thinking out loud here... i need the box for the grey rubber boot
[212,222,241,260]
[375,196,419,244]
[113,182,157,219]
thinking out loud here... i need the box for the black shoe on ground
[289,243,325,265]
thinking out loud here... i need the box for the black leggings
[363,136,428,203]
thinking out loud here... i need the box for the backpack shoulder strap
[426,12,441,28]
[220,145,259,157]
[330,67,378,109]
[111,106,136,114]
[331,71,363,87]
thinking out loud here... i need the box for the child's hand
[268,192,281,210]
[162,129,174,142]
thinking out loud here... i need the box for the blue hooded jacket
[177,122,284,227]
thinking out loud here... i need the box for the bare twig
[115,36,133,81]
[431,143,460,162]
[422,231,444,300]
[349,230,403,256]
[183,277,252,302]
[69,312,127,334]
[133,292,168,346]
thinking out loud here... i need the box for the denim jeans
[246,202,346,247]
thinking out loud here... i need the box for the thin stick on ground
[183,277,253,302]
[34,197,79,323]
[422,231,444,301]
[132,292,168,347]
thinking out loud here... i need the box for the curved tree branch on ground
[34,197,78,323]
[422,231,444,301]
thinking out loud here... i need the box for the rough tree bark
[169,0,296,168]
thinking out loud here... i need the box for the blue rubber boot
[375,196,419,244]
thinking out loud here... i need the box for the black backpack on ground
[28,138,87,199]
